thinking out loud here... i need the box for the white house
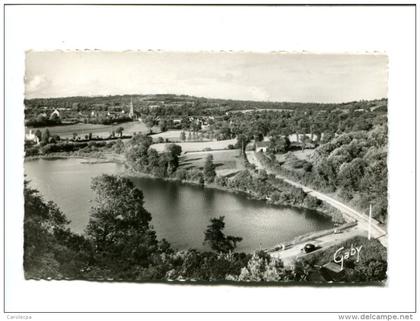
[25,129,40,144]
[50,109,60,119]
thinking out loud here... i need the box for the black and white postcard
[3,2,417,318]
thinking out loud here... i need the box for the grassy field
[149,130,183,142]
[26,121,153,139]
[179,149,245,176]
[275,149,315,162]
[151,138,237,153]
[150,130,214,143]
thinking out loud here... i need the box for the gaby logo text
[333,244,363,271]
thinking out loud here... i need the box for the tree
[34,129,42,141]
[301,135,311,152]
[85,175,158,269]
[157,153,170,177]
[175,168,187,181]
[167,143,182,157]
[125,133,153,171]
[257,169,268,181]
[181,117,191,130]
[24,181,75,279]
[159,119,168,132]
[191,121,201,132]
[236,134,249,155]
[237,251,290,282]
[315,158,337,189]
[144,116,155,133]
[41,129,50,146]
[113,139,124,154]
[115,126,124,137]
[146,147,159,166]
[203,216,242,253]
[165,144,182,174]
[321,131,334,144]
[203,154,216,183]
[354,259,387,282]
[268,135,290,154]
[36,114,47,124]
[219,123,231,140]
[337,158,366,193]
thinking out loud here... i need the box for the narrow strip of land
[246,151,387,248]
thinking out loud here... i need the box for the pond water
[24,158,333,252]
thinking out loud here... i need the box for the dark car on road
[303,243,317,253]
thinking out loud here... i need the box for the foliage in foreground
[299,236,387,282]
[204,216,242,253]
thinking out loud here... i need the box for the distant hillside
[24,94,387,113]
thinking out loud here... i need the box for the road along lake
[24,158,334,252]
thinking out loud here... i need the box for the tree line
[125,133,217,184]
[257,125,388,222]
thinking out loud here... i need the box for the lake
[24,158,333,252]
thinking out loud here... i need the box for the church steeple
[129,97,134,119]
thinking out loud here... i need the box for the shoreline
[122,167,337,223]
[25,152,341,223]
[24,153,124,164]
[124,168,252,196]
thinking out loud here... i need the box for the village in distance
[23,93,388,284]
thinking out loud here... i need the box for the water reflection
[25,158,333,252]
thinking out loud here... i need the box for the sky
[25,51,388,103]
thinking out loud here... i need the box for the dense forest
[216,105,388,222]
[253,125,387,222]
